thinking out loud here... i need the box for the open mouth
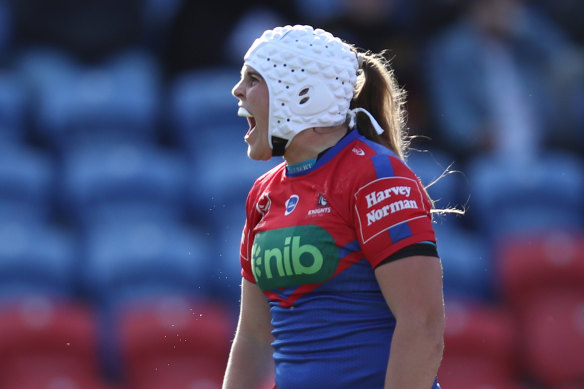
[238,107,256,137]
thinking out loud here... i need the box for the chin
[247,147,272,161]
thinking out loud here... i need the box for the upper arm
[352,154,436,268]
[374,256,444,325]
[236,278,274,346]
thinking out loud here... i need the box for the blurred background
[0,0,582,388]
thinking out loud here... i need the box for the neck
[284,125,348,165]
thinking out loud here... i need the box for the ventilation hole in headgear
[301,69,305,72]
[267,58,271,61]
[287,119,290,122]
[291,69,295,72]
[283,64,287,67]
[273,64,277,68]
[299,88,309,96]
[278,80,281,83]
[299,97,310,105]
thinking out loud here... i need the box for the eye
[248,75,262,86]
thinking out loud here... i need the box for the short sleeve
[353,154,436,267]
[240,219,256,283]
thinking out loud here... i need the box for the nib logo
[251,225,339,290]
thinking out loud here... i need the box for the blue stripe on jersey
[388,222,412,243]
[371,154,394,178]
[339,240,360,258]
[313,129,361,170]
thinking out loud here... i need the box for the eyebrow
[242,67,263,80]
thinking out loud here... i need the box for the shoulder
[249,161,286,196]
[340,135,418,183]
[342,137,431,212]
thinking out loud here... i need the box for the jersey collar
[286,129,361,177]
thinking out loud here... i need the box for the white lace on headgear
[357,52,366,68]
[244,25,359,154]
[348,107,385,135]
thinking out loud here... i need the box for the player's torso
[250,165,363,297]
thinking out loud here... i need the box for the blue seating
[60,142,188,230]
[186,123,279,219]
[0,142,54,223]
[466,151,584,242]
[0,220,77,300]
[406,148,467,213]
[17,48,160,150]
[0,72,28,143]
[82,220,214,307]
[435,222,493,302]
[168,67,243,151]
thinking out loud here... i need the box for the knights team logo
[308,194,331,216]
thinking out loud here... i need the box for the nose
[232,79,244,99]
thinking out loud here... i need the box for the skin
[226,65,445,389]
[232,66,272,161]
[375,256,445,389]
[222,279,274,389]
[231,65,348,164]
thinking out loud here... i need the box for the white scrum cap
[244,25,359,153]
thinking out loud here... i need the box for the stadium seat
[0,142,54,224]
[0,374,114,389]
[0,298,104,388]
[435,224,494,302]
[518,289,584,388]
[82,219,217,381]
[406,148,467,213]
[117,296,234,389]
[82,219,214,306]
[186,123,279,220]
[496,231,584,387]
[167,67,243,151]
[0,220,76,299]
[17,48,160,150]
[0,71,28,143]
[439,302,522,389]
[60,142,188,230]
[496,230,584,307]
[466,151,584,242]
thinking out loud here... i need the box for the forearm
[223,332,274,389]
[384,321,444,389]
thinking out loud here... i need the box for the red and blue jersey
[240,129,439,388]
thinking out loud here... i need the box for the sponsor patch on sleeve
[354,177,427,243]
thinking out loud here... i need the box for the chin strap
[348,107,385,135]
[271,136,287,157]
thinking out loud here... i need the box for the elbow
[431,311,446,361]
[423,313,445,360]
[398,308,445,356]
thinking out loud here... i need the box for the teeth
[238,107,253,118]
